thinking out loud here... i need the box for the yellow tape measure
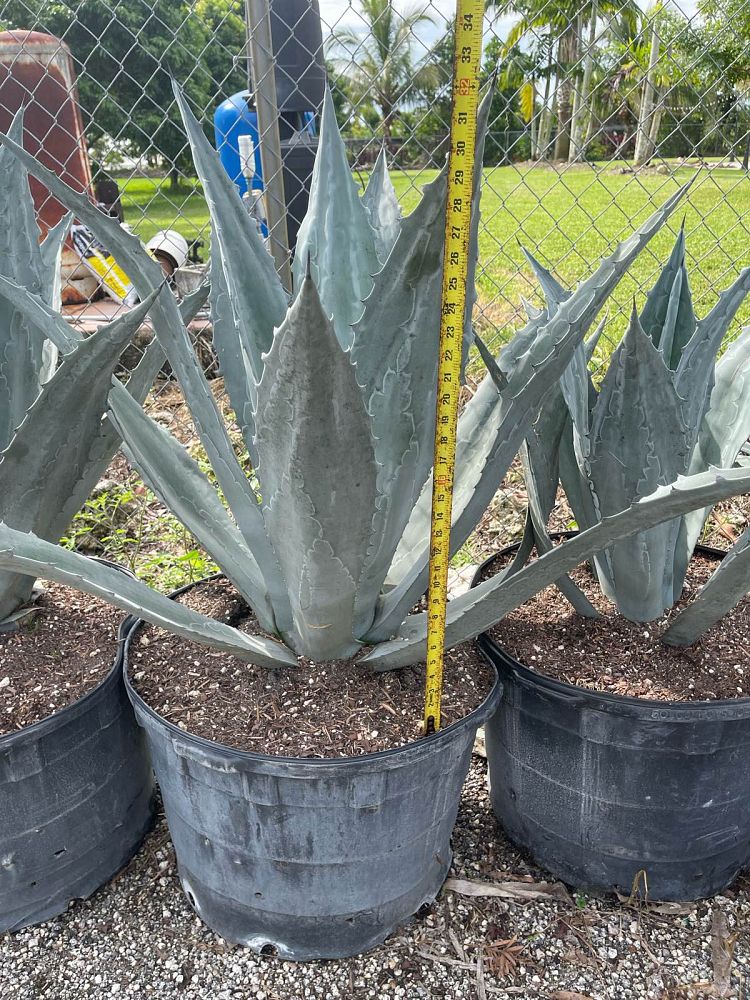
[424,0,485,735]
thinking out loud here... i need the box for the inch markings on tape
[424,0,484,736]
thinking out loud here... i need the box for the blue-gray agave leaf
[588,306,691,619]
[0,276,178,556]
[350,171,446,630]
[538,232,750,630]
[521,401,599,617]
[208,234,258,461]
[521,247,570,314]
[0,524,295,666]
[689,328,750,475]
[497,300,550,376]
[560,324,601,458]
[682,325,750,558]
[638,225,695,369]
[369,181,692,642]
[349,169,446,398]
[0,119,272,569]
[0,114,58,453]
[0,287,160,620]
[107,385,278,634]
[362,148,402,263]
[350,86,492,633]
[0,272,205,623]
[353,78,492,399]
[477,331,597,616]
[172,83,288,425]
[0,249,290,639]
[362,466,750,669]
[675,265,750,440]
[526,319,606,591]
[663,526,750,646]
[254,273,379,658]
[557,336,605,556]
[0,270,207,466]
[293,88,380,349]
[39,210,74,315]
[0,275,207,515]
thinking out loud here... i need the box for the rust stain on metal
[0,30,96,303]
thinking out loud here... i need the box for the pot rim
[472,534,750,715]
[121,574,502,767]
[0,557,134,750]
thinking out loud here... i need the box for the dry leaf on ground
[562,947,600,969]
[476,951,487,1000]
[445,876,572,903]
[484,935,525,978]
[711,908,737,997]
[549,992,597,1000]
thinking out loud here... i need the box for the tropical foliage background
[0,0,747,589]
[0,0,748,173]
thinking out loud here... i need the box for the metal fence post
[245,0,292,292]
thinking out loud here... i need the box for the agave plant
[0,84,749,675]
[497,229,750,641]
[0,115,163,625]
[0,117,264,654]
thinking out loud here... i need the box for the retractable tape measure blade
[424,0,485,735]
[71,223,139,306]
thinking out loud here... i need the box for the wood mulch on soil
[0,582,122,736]
[483,551,750,702]
[129,577,495,758]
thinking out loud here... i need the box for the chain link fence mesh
[0,0,748,577]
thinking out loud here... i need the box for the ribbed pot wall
[124,607,501,960]
[0,650,155,931]
[476,543,750,901]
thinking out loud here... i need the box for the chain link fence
[1,0,748,576]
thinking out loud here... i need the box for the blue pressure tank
[214,91,263,198]
[214,90,316,248]
[213,0,325,252]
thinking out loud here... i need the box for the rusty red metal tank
[0,30,98,302]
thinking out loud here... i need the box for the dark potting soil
[129,577,494,757]
[483,551,750,702]
[0,582,121,735]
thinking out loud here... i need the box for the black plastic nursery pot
[122,577,502,960]
[474,540,750,902]
[0,588,155,932]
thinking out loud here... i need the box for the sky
[317,0,701,50]
[318,0,503,45]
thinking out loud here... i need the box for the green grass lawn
[120,162,750,361]
[120,176,212,246]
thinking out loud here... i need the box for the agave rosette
[503,230,750,641]
[1,83,749,668]
[0,114,212,628]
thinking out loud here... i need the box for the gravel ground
[2,755,748,1000]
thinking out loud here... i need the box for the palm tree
[568,1,598,161]
[569,1,643,160]
[497,39,554,159]
[604,6,700,164]
[497,0,640,161]
[501,0,578,160]
[334,0,438,142]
